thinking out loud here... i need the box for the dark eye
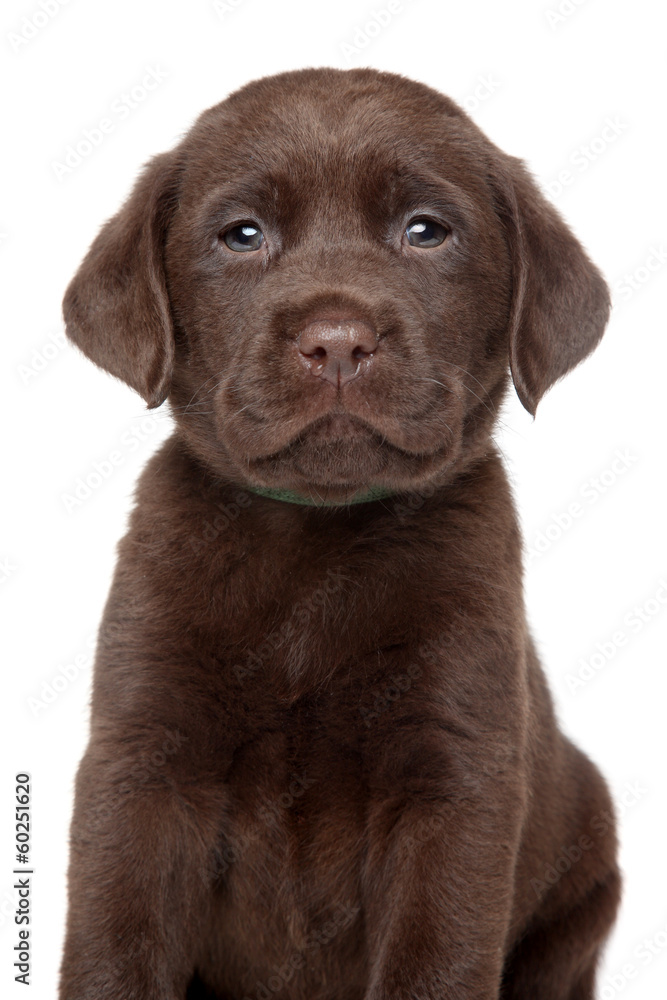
[222,222,264,252]
[405,218,448,248]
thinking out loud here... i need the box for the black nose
[297,318,379,388]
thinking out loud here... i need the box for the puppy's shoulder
[119,433,248,567]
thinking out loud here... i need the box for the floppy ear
[63,152,181,408]
[493,155,610,415]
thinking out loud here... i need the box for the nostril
[352,344,373,361]
[303,345,327,361]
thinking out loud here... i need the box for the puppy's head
[64,68,609,502]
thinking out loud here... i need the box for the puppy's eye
[405,218,448,249]
[222,222,264,252]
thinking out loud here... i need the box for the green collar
[246,485,398,507]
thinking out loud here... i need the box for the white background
[1,0,665,997]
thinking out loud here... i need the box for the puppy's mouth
[207,364,464,498]
[244,411,456,498]
[289,412,378,445]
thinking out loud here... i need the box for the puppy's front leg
[363,748,524,1000]
[58,740,221,1000]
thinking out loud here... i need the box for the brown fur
[59,68,620,1000]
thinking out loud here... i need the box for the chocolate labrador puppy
[59,68,620,1000]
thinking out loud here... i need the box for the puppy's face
[64,69,610,501]
[165,81,511,498]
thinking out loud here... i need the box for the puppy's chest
[215,718,367,961]
[201,540,461,948]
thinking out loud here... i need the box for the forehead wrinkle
[195,177,278,216]
[388,169,486,220]
[191,88,450,179]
